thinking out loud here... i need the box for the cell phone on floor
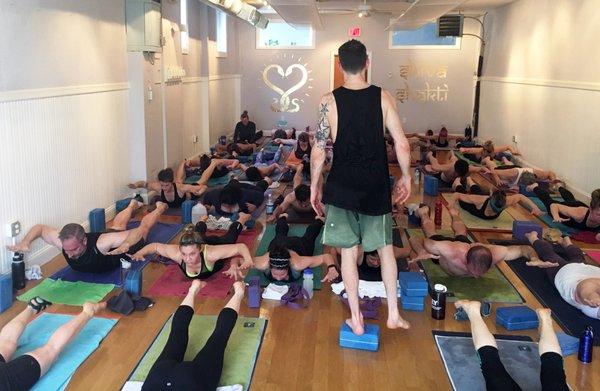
[243,322,255,328]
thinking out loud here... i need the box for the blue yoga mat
[14,313,117,391]
[528,197,579,235]
[50,221,182,285]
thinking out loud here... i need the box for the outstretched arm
[7,224,61,252]
[511,194,544,216]
[129,243,180,262]
[205,243,254,269]
[128,180,161,192]
[294,253,339,282]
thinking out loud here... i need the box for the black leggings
[273,217,323,256]
[458,199,501,220]
[143,306,238,390]
[478,346,568,391]
[534,186,597,231]
[195,221,243,245]
[455,184,484,195]
[0,354,41,391]
[531,239,585,281]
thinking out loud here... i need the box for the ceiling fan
[318,0,409,18]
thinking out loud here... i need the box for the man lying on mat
[0,297,107,391]
[448,190,544,220]
[175,154,238,183]
[239,161,285,183]
[459,140,520,164]
[523,231,600,318]
[267,164,314,223]
[424,151,490,190]
[409,204,540,277]
[129,159,225,208]
[202,178,270,217]
[253,214,339,283]
[480,160,559,189]
[130,225,253,280]
[8,200,167,273]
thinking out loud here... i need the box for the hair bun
[183,224,195,234]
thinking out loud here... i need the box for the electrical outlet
[5,220,21,237]
[512,135,517,143]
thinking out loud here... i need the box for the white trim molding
[479,76,600,92]
[182,76,209,84]
[208,74,242,81]
[0,82,130,103]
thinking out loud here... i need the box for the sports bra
[161,183,186,208]
[178,246,224,279]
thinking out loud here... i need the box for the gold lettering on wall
[396,62,449,104]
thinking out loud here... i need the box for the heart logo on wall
[262,63,309,113]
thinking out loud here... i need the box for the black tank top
[295,144,311,160]
[161,183,185,208]
[323,85,391,215]
[62,232,122,273]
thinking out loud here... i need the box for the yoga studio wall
[479,0,600,198]
[237,13,483,133]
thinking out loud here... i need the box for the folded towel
[331,280,396,299]
[262,283,289,300]
[25,265,43,280]
[122,381,243,391]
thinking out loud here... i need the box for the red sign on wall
[348,26,361,37]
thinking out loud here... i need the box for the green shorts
[322,205,393,252]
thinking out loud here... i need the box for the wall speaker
[437,14,463,37]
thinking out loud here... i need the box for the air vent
[437,14,463,37]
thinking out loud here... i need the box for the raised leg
[537,308,569,391]
[0,306,37,361]
[136,201,168,240]
[110,199,141,231]
[417,205,436,237]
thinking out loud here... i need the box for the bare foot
[387,313,411,330]
[155,201,169,212]
[536,307,552,324]
[454,300,481,317]
[524,231,539,244]
[560,236,572,248]
[346,314,365,336]
[129,199,142,210]
[233,281,245,295]
[447,204,460,219]
[83,302,107,317]
[526,259,559,268]
[237,212,251,225]
[190,280,206,294]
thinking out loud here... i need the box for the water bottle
[11,252,25,291]
[434,199,443,227]
[431,283,447,320]
[191,203,207,225]
[303,269,314,299]
[414,168,421,184]
[266,193,275,215]
[578,326,594,364]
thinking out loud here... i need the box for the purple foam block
[248,276,261,308]
[512,220,543,241]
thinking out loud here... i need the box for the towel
[261,283,289,300]
[331,280,395,299]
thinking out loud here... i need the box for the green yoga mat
[129,315,266,390]
[442,193,515,231]
[406,229,523,303]
[255,224,324,256]
[17,279,114,306]
[244,265,323,289]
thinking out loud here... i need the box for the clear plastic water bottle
[303,269,314,298]
[191,203,207,225]
[414,168,421,184]
[266,193,275,215]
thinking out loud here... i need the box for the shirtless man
[8,200,168,273]
[409,204,540,277]
[425,151,491,188]
[267,164,314,223]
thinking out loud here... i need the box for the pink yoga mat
[572,231,599,244]
[587,250,600,266]
[147,229,258,298]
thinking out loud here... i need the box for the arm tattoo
[316,102,331,149]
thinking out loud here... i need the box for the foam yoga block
[401,293,425,311]
[424,175,439,196]
[496,306,539,331]
[124,269,143,296]
[247,276,261,308]
[0,273,13,313]
[512,221,543,241]
[399,272,428,296]
[89,208,106,233]
[339,323,380,351]
[116,198,133,213]
[181,200,195,224]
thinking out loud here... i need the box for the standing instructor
[310,39,412,335]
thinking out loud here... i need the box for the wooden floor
[1,167,599,391]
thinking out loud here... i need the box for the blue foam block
[89,208,106,233]
[181,200,195,224]
[399,272,428,290]
[339,323,379,351]
[0,273,13,313]
[556,332,579,356]
[247,276,261,308]
[512,221,543,241]
[116,198,133,213]
[496,305,539,331]
[401,292,425,311]
[124,269,142,296]
[424,175,439,196]
[401,286,428,297]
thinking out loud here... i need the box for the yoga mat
[207,174,232,187]
[184,174,201,184]
[506,257,600,345]
[147,229,258,298]
[453,151,483,166]
[255,223,324,257]
[442,193,515,231]
[285,208,317,224]
[587,250,600,265]
[406,229,523,303]
[50,221,183,286]
[572,230,599,244]
[14,313,117,391]
[128,315,267,390]
[527,197,578,235]
[18,279,115,306]
[433,331,548,391]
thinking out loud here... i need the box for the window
[256,21,314,49]
[389,22,460,49]
[216,10,227,56]
[180,0,189,55]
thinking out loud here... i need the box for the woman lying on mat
[0,297,106,391]
[449,190,545,220]
[524,231,600,319]
[273,131,312,162]
[459,140,520,163]
[526,185,600,240]
[130,226,253,280]
[409,205,541,278]
[480,160,559,188]
[175,154,238,183]
[143,280,245,390]
[253,214,339,283]
[128,160,223,208]
[455,300,569,391]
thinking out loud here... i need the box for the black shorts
[0,354,41,391]
[429,234,471,244]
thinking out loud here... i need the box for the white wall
[479,0,600,198]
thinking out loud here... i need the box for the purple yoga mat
[50,221,183,286]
